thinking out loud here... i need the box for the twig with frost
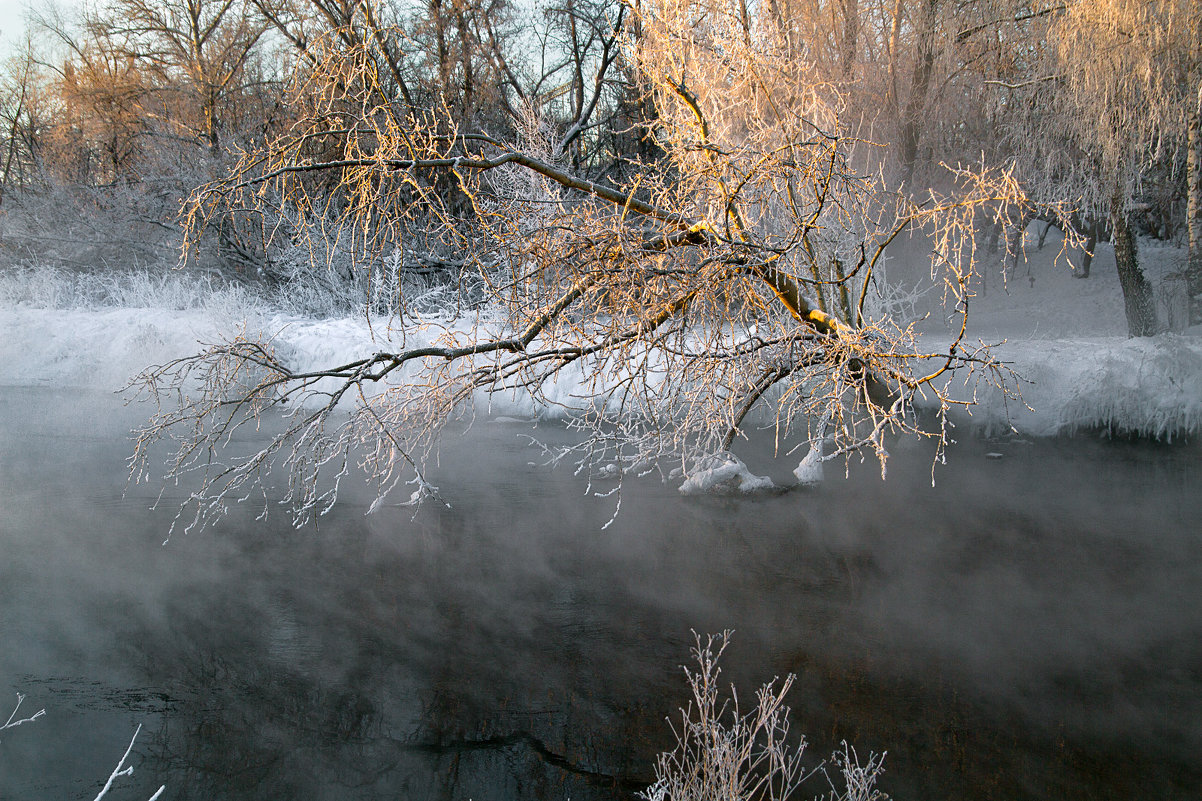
[1,692,45,735]
[641,631,808,801]
[823,742,888,801]
[92,724,166,801]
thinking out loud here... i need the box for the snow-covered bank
[2,234,1200,441]
[4,302,1199,440]
[953,335,1202,439]
[0,306,223,391]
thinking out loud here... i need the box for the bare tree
[36,6,152,185]
[738,0,1055,194]
[129,0,1030,531]
[526,0,629,170]
[3,0,279,275]
[0,40,49,202]
[81,0,270,154]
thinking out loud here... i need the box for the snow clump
[678,453,775,495]
[793,441,825,485]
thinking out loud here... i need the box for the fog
[2,386,1200,800]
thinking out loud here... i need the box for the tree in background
[1006,0,1200,335]
[93,0,270,155]
[42,11,152,185]
[0,0,282,271]
[0,39,48,203]
[828,0,1043,190]
[1070,0,1200,328]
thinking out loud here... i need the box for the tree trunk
[840,0,859,80]
[1186,82,1201,325]
[1077,217,1097,279]
[457,10,474,123]
[1112,207,1159,337]
[1006,213,1030,278]
[1037,219,1054,250]
[898,0,938,187]
[885,0,904,126]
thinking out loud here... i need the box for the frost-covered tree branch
[130,2,1033,530]
[91,724,165,801]
[1,692,45,735]
[2,694,162,800]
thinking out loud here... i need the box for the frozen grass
[0,263,261,317]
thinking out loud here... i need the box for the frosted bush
[0,263,259,314]
[643,633,887,801]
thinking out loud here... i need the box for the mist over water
[2,387,1200,800]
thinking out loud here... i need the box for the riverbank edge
[2,305,1200,442]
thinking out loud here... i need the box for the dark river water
[1,386,1200,800]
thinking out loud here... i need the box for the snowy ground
[2,233,1200,445]
[910,234,1202,439]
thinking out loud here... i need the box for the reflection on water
[1,387,1200,800]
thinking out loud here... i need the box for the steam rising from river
[2,388,1200,800]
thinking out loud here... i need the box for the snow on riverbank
[0,306,221,391]
[908,234,1202,438]
[957,335,1202,438]
[2,237,1200,441]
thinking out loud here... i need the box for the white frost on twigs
[1,692,45,735]
[678,453,775,495]
[400,475,443,507]
[367,475,448,513]
[91,723,165,801]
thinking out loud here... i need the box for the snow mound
[955,335,1202,440]
[1052,335,1202,438]
[0,307,221,389]
[793,442,825,485]
[678,454,775,495]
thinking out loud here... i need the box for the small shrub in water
[643,632,886,801]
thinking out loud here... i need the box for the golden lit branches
[134,7,1031,528]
